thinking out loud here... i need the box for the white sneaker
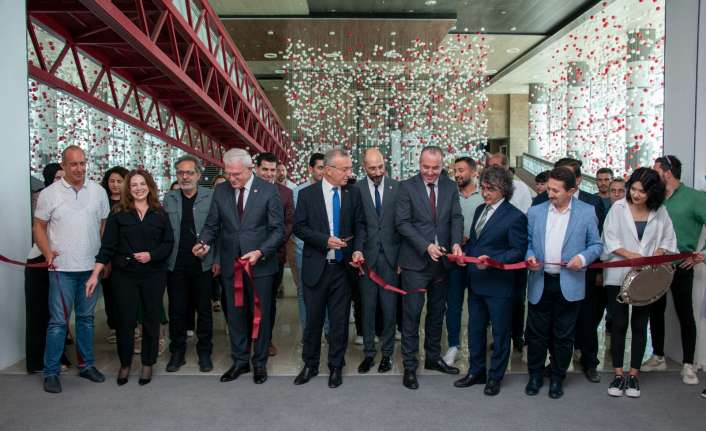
[641,355,667,372]
[681,364,700,385]
[443,346,459,365]
[354,335,364,345]
[395,330,401,341]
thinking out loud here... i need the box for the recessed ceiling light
[267,30,274,35]
[506,47,520,54]
[274,69,286,74]
[408,9,414,13]
[264,53,277,59]
[329,31,336,36]
[425,0,437,5]
[272,86,279,90]
[330,9,336,12]
[390,31,397,36]
[510,26,517,31]
[485,69,498,74]
[500,10,507,15]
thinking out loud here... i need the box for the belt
[544,272,560,279]
[326,259,342,265]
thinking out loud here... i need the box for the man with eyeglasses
[163,155,218,373]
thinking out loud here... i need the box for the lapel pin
[253,189,258,193]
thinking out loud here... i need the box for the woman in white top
[601,167,677,398]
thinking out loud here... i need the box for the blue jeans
[445,267,468,348]
[44,271,99,377]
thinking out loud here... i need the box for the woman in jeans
[85,169,173,386]
[601,167,676,398]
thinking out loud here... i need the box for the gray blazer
[164,186,216,272]
[199,175,284,279]
[396,173,464,271]
[354,176,400,270]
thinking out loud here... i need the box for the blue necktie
[374,183,382,219]
[332,187,342,261]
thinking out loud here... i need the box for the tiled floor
[2,269,680,376]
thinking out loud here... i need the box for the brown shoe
[268,343,278,356]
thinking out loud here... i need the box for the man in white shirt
[33,145,110,393]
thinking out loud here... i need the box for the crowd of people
[26,144,706,400]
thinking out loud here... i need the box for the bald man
[353,149,401,374]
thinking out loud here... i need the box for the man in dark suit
[195,148,284,385]
[293,148,366,388]
[354,148,400,374]
[396,145,464,390]
[254,152,294,357]
[531,157,605,383]
[453,166,528,396]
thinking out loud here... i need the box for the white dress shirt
[601,198,677,286]
[367,176,385,205]
[235,173,255,210]
[510,178,533,214]
[321,178,338,260]
[544,200,574,274]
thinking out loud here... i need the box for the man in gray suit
[354,148,400,374]
[396,145,465,389]
[194,148,283,385]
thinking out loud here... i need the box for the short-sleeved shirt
[34,178,110,271]
[459,190,483,239]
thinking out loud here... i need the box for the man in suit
[525,167,602,399]
[293,148,365,388]
[396,145,465,390]
[453,166,528,396]
[532,157,606,383]
[254,152,294,357]
[354,148,400,374]
[194,148,284,385]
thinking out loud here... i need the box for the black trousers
[648,267,696,364]
[102,269,118,330]
[167,268,213,355]
[526,274,581,381]
[360,257,398,358]
[302,262,351,369]
[400,262,448,371]
[573,268,604,369]
[512,269,527,344]
[24,258,50,373]
[223,273,274,369]
[112,270,166,367]
[606,285,650,370]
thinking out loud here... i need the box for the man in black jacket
[292,148,366,388]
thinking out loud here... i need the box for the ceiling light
[408,9,414,13]
[485,69,498,74]
[274,69,285,74]
[425,0,437,5]
[264,53,277,59]
[390,31,397,36]
[500,10,507,15]
[510,27,517,31]
[506,47,520,54]
[267,30,274,35]
[329,31,336,36]
[272,86,279,90]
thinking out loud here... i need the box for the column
[528,83,548,157]
[566,61,591,162]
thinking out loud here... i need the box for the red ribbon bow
[233,258,261,341]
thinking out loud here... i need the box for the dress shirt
[544,200,584,273]
[367,176,385,205]
[321,177,338,260]
[510,178,533,214]
[235,173,255,210]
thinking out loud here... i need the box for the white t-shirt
[34,178,110,271]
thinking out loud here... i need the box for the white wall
[0,0,31,369]
[663,0,706,367]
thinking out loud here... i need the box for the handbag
[617,264,674,306]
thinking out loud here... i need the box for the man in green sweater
[641,155,705,389]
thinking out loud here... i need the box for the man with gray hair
[195,148,284,384]
[163,155,218,373]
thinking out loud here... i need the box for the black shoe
[43,375,62,394]
[220,364,250,382]
[378,356,393,373]
[403,369,419,390]
[608,375,626,397]
[166,352,186,372]
[253,367,268,384]
[548,380,564,399]
[454,372,487,388]
[138,366,153,386]
[525,375,543,396]
[294,366,318,385]
[583,367,601,383]
[358,357,375,374]
[198,354,213,373]
[117,367,130,386]
[328,368,342,388]
[484,379,501,396]
[79,366,105,383]
[625,375,641,398]
[424,358,460,375]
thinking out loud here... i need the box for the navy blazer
[463,200,528,298]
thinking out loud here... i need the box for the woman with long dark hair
[602,167,676,398]
[85,169,174,386]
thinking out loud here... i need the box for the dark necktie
[428,183,436,219]
[374,183,382,219]
[237,187,245,219]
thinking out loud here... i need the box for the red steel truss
[27,0,289,166]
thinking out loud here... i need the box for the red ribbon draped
[233,258,261,341]
[0,254,53,269]
[357,259,426,295]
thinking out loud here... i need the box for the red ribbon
[357,259,426,295]
[446,252,698,270]
[0,254,54,269]
[233,258,261,340]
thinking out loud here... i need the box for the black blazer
[293,181,366,287]
[463,200,528,298]
[199,175,284,279]
[396,173,464,271]
[532,189,605,233]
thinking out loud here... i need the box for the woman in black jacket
[86,169,174,386]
